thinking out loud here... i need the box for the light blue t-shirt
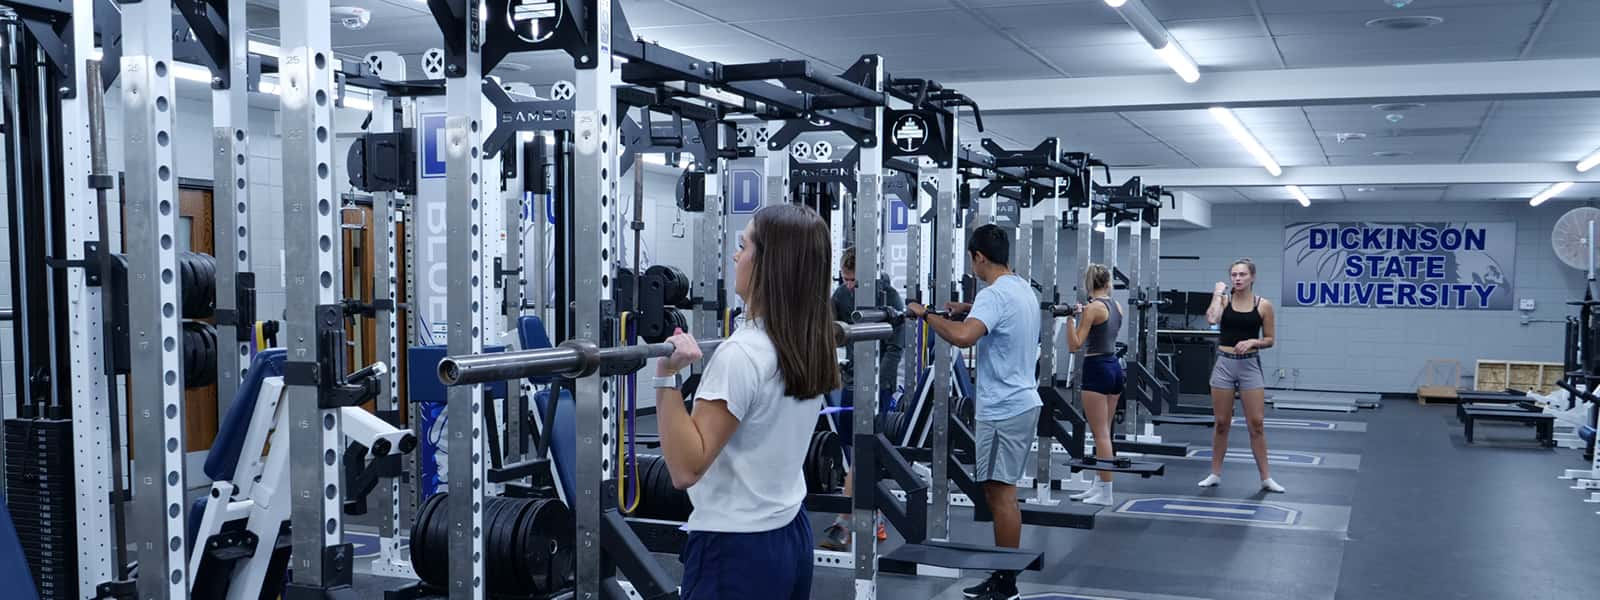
[967,273,1043,421]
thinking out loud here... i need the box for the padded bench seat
[1459,405,1555,447]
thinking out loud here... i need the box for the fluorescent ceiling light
[173,62,213,83]
[1153,39,1199,83]
[1286,185,1311,207]
[343,94,374,111]
[1578,148,1600,173]
[248,40,281,58]
[1209,107,1282,176]
[641,154,693,168]
[1529,181,1573,206]
[1107,0,1200,83]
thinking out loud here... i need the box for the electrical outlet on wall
[1519,298,1536,311]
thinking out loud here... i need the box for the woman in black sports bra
[1201,258,1284,493]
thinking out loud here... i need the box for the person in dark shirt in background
[820,245,905,549]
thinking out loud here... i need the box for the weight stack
[4,418,78,599]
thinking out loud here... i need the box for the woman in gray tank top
[1064,264,1125,506]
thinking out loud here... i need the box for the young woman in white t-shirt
[652,204,841,600]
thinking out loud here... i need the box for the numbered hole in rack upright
[157,97,169,112]
[160,200,171,215]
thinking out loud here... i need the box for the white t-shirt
[684,318,822,533]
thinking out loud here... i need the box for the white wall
[1160,201,1590,393]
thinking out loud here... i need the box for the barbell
[438,321,896,386]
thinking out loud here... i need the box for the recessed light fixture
[1371,150,1414,158]
[1364,15,1444,30]
[1373,102,1426,112]
[1335,132,1368,143]
[1357,187,1378,193]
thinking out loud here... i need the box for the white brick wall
[1161,202,1590,393]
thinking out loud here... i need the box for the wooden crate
[1418,359,1461,405]
[1475,360,1563,394]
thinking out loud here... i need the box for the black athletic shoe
[972,582,1024,600]
[961,572,999,598]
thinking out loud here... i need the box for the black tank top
[1218,296,1262,348]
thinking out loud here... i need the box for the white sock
[1083,481,1114,506]
[1198,473,1222,487]
[1261,478,1285,493]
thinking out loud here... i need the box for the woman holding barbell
[1064,264,1124,506]
[1200,258,1285,493]
[653,203,840,600]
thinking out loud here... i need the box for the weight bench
[1455,389,1529,405]
[1458,405,1555,447]
[188,349,414,598]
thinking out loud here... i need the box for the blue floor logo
[1233,417,1336,430]
[1116,497,1300,526]
[1189,449,1323,465]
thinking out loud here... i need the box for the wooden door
[341,202,379,411]
[179,187,219,451]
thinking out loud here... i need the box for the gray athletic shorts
[975,407,1040,485]
[1210,352,1265,392]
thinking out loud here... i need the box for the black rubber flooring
[345,397,1600,599]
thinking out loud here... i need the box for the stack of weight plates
[5,418,79,599]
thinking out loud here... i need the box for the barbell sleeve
[438,321,895,386]
[850,308,905,325]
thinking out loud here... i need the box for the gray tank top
[1086,297,1121,355]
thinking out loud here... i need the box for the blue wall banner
[1282,221,1515,310]
[421,113,447,179]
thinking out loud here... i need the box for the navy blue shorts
[680,509,814,600]
[1082,354,1125,395]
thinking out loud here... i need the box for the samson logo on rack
[1282,221,1516,310]
[503,108,573,125]
[792,165,854,178]
[883,108,953,166]
[891,114,928,153]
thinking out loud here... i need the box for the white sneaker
[1082,484,1114,506]
[1197,473,1222,487]
[1261,478,1286,493]
[1069,486,1097,501]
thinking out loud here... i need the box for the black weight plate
[427,493,452,586]
[503,498,531,592]
[413,492,446,587]
[525,497,573,593]
[181,323,200,388]
[202,253,217,317]
[642,455,667,520]
[806,432,823,492]
[410,493,435,586]
[819,431,841,491]
[205,324,219,386]
[500,498,534,592]
[483,497,512,592]
[178,253,194,318]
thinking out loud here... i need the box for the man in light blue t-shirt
[907,223,1040,600]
